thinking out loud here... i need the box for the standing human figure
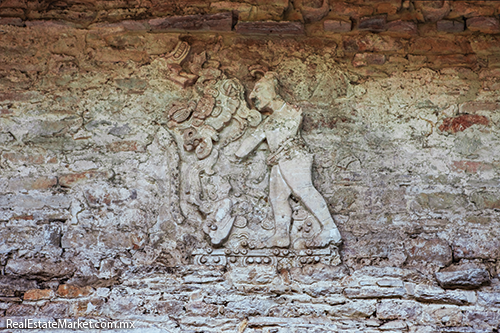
[235,72,341,248]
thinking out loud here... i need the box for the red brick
[439,114,489,133]
[352,53,386,67]
[386,20,417,35]
[235,21,304,35]
[358,15,387,32]
[23,289,54,301]
[149,12,232,32]
[324,19,352,32]
[437,20,465,33]
[451,161,493,174]
[467,16,500,34]
[56,285,92,298]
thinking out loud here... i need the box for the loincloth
[267,136,312,166]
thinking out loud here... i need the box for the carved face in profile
[249,77,277,112]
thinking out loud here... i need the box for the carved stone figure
[163,45,341,266]
[235,72,342,248]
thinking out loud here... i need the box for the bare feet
[307,227,342,248]
[257,233,290,248]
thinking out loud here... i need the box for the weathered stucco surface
[1,1,500,331]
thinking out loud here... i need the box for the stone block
[23,289,54,301]
[413,285,476,305]
[0,277,37,297]
[38,302,70,317]
[0,194,71,210]
[459,101,500,114]
[7,176,57,192]
[149,12,232,32]
[93,49,150,63]
[436,264,490,289]
[450,161,493,174]
[409,37,472,55]
[289,264,348,284]
[437,20,465,33]
[330,2,373,18]
[6,258,75,281]
[324,19,351,33]
[386,20,417,35]
[59,170,113,187]
[235,21,304,35]
[470,191,500,209]
[415,192,467,211]
[331,300,377,318]
[0,17,23,26]
[352,53,386,67]
[452,236,500,261]
[185,301,219,317]
[211,1,253,16]
[57,285,93,298]
[377,300,422,320]
[470,36,500,55]
[343,35,403,53]
[467,17,500,34]
[358,15,387,32]
[379,320,407,331]
[477,292,500,306]
[344,286,406,299]
[405,238,452,267]
[5,304,36,317]
[376,2,399,15]
[449,2,495,19]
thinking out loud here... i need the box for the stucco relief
[164,44,341,268]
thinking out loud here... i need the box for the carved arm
[235,125,266,158]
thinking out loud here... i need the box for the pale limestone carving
[235,72,341,248]
[165,51,341,265]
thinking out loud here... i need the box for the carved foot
[257,233,290,248]
[307,227,342,248]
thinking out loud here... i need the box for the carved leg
[279,156,341,247]
[264,165,292,248]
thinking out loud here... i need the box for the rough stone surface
[0,5,500,331]
[437,20,465,33]
[235,21,304,35]
[324,19,352,33]
[436,264,491,289]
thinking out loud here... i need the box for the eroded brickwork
[1,1,500,332]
